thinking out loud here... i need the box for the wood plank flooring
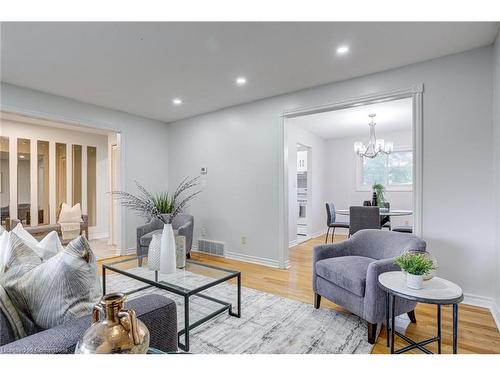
[99,234,500,354]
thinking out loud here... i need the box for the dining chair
[325,203,350,243]
[381,201,391,230]
[349,206,381,237]
[392,225,413,233]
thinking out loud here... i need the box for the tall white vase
[159,223,177,274]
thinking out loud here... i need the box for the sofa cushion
[315,256,375,297]
[140,229,179,247]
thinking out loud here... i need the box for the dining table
[335,209,413,217]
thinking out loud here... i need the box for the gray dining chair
[392,225,413,233]
[325,203,350,243]
[349,206,381,237]
[381,202,391,230]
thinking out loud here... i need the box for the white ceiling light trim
[354,114,393,158]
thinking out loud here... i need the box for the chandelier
[353,114,393,158]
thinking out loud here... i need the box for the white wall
[493,32,500,327]
[287,122,328,245]
[325,130,413,230]
[168,46,495,302]
[0,83,170,253]
[1,119,109,238]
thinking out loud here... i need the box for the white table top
[336,209,412,217]
[378,271,463,304]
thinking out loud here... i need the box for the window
[357,148,413,191]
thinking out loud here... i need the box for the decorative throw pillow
[0,233,43,335]
[11,223,63,260]
[1,234,101,333]
[58,203,83,223]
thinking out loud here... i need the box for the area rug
[104,268,373,354]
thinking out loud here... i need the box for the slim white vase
[159,223,177,274]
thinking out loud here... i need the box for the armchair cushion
[316,256,375,297]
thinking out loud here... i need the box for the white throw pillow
[58,203,83,224]
[11,223,63,260]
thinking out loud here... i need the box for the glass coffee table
[102,255,241,352]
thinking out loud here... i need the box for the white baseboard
[123,247,136,256]
[491,301,500,333]
[89,232,109,240]
[463,293,493,309]
[224,251,280,268]
[288,239,298,248]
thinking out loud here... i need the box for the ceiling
[289,98,412,139]
[1,22,498,123]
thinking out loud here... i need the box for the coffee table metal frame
[102,255,241,352]
[378,277,463,354]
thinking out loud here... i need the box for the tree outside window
[359,150,412,190]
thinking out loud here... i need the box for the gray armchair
[313,229,426,344]
[137,214,194,264]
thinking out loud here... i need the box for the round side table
[378,271,463,354]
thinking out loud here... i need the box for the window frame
[355,146,413,192]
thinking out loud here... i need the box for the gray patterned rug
[105,269,373,354]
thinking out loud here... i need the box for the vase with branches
[112,177,201,273]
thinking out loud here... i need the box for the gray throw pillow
[1,234,101,333]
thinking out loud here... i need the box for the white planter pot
[159,223,177,274]
[406,273,424,290]
[147,233,162,271]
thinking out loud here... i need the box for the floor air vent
[197,239,225,256]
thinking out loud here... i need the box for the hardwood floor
[99,234,500,354]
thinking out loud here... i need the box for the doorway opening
[295,143,312,244]
[279,86,423,269]
[0,112,124,260]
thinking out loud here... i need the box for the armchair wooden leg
[186,252,191,259]
[367,322,378,344]
[325,227,330,243]
[314,293,321,309]
[407,310,417,323]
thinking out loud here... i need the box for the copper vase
[75,293,150,354]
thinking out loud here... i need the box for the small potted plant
[372,183,386,208]
[394,252,435,289]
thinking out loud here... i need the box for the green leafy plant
[112,176,201,224]
[152,192,174,214]
[394,252,435,276]
[372,183,386,208]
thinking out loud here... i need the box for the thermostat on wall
[201,167,208,175]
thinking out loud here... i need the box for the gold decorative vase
[75,293,150,354]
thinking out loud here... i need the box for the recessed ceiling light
[336,45,349,55]
[236,77,247,86]
[172,98,183,105]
